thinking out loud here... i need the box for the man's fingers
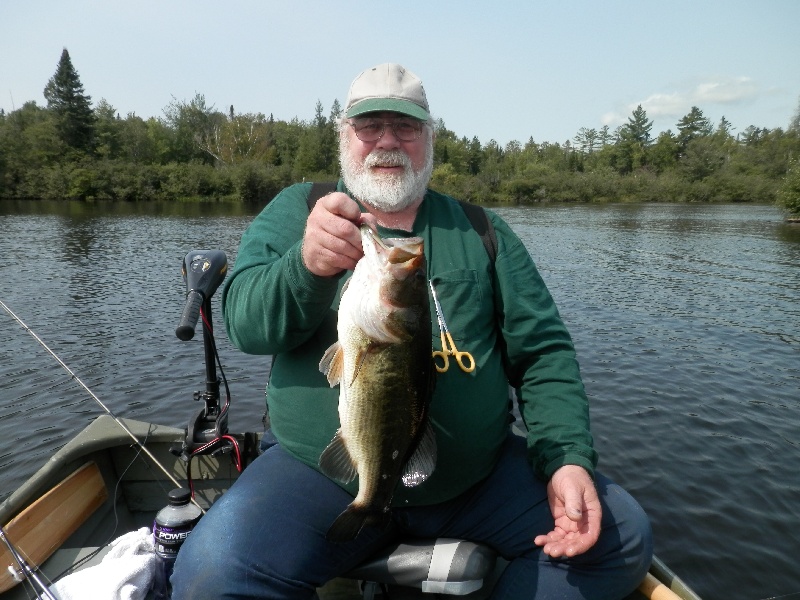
[303,192,364,277]
[320,191,362,222]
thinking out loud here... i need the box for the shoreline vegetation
[2,49,800,217]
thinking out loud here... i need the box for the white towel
[50,527,158,600]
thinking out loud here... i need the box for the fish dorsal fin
[319,430,358,484]
[401,421,437,487]
[319,342,344,387]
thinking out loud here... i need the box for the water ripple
[1,202,798,599]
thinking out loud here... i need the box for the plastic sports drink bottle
[152,488,202,599]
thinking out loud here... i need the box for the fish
[318,224,436,542]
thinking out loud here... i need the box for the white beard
[340,134,433,213]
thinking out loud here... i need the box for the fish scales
[319,225,436,542]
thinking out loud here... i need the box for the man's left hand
[533,464,602,558]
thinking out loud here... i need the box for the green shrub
[778,160,800,215]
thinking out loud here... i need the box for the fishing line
[0,299,201,510]
[0,526,56,600]
[51,429,153,585]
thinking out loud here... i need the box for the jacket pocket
[430,269,488,342]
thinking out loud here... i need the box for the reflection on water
[1,201,798,600]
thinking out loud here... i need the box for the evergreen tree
[43,48,96,154]
[676,106,712,153]
[622,105,654,145]
[716,116,734,139]
[573,127,599,154]
[94,99,122,159]
[598,125,613,147]
[615,105,654,172]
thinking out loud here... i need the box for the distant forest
[2,49,799,215]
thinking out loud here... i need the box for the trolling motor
[174,250,229,452]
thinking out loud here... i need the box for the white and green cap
[345,63,430,121]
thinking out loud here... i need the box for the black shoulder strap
[305,183,497,265]
[306,181,338,211]
[456,200,497,265]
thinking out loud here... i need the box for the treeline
[1,49,799,214]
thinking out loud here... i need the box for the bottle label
[153,523,194,558]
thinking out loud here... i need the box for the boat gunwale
[0,416,184,526]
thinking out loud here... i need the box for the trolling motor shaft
[175,250,229,452]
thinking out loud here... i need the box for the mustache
[364,150,412,170]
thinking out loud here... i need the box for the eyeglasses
[348,118,425,142]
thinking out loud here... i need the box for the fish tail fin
[325,506,389,543]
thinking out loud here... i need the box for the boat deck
[0,417,700,600]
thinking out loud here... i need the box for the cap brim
[345,98,429,121]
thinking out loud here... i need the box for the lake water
[1,200,798,600]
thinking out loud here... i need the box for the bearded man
[171,63,653,600]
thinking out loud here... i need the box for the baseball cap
[344,63,430,121]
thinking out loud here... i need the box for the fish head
[359,225,426,309]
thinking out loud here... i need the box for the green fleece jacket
[221,181,597,506]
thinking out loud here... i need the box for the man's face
[340,111,433,213]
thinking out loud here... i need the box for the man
[171,63,652,599]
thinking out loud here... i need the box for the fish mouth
[360,224,388,251]
[359,225,423,266]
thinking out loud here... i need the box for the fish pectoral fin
[320,342,344,387]
[401,421,437,487]
[319,430,358,484]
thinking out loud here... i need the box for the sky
[2,0,799,147]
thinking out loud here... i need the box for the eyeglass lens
[351,119,422,142]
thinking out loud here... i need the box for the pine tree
[43,48,96,154]
[615,105,654,172]
[622,105,654,145]
[676,106,712,153]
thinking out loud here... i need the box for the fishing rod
[0,525,56,600]
[0,299,194,505]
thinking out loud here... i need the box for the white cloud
[690,77,757,104]
[638,92,688,117]
[600,111,624,128]
[613,76,761,125]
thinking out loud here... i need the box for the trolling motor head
[175,250,228,341]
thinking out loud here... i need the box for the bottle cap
[167,487,192,506]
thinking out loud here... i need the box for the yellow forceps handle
[432,332,450,373]
[433,332,476,373]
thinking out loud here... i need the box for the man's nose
[375,124,401,149]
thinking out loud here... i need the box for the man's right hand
[301,192,374,277]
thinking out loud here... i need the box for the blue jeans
[171,434,652,599]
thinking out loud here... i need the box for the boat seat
[0,461,108,593]
[345,537,497,597]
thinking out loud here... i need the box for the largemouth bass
[318,224,436,542]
